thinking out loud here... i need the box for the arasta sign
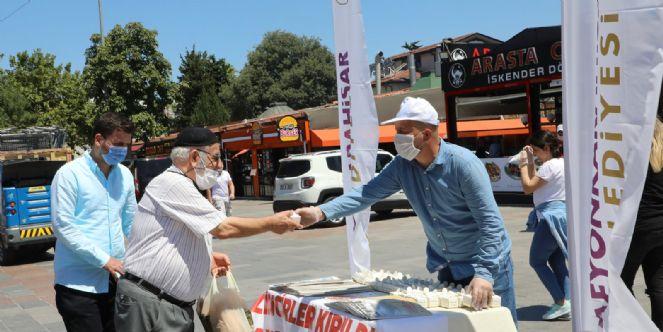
[446,43,497,61]
[442,26,561,91]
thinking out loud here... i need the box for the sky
[0,0,561,80]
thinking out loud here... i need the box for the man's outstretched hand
[268,210,303,234]
[295,206,325,228]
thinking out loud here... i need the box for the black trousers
[55,278,116,332]
[621,228,663,330]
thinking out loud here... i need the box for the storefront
[135,27,561,198]
[441,25,562,193]
[206,84,558,198]
[442,26,561,138]
[216,113,310,198]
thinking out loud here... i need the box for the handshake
[266,207,326,233]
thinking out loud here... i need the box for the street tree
[7,50,65,125]
[1,50,93,146]
[226,30,336,120]
[83,22,172,137]
[175,47,234,128]
[190,87,230,127]
[0,74,30,126]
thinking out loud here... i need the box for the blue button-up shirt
[320,141,511,283]
[51,152,136,293]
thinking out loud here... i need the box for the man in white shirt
[209,160,234,216]
[115,127,301,332]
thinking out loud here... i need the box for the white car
[272,150,411,226]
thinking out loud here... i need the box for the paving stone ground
[0,199,652,331]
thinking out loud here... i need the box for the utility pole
[97,0,104,43]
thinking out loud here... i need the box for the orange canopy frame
[310,119,553,148]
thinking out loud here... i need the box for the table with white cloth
[251,289,516,332]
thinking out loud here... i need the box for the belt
[123,273,196,308]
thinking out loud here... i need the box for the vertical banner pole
[331,0,379,276]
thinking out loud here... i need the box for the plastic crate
[0,127,67,151]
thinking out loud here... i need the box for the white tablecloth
[251,290,516,332]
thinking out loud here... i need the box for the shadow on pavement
[6,250,54,266]
[516,305,549,321]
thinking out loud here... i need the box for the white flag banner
[331,0,379,276]
[563,1,663,330]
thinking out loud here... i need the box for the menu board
[480,157,524,193]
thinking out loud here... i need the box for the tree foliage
[175,47,233,128]
[83,22,172,138]
[401,41,422,51]
[226,30,336,120]
[0,50,93,146]
[190,87,230,127]
[0,75,31,126]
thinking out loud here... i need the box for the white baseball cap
[557,124,563,134]
[381,97,440,126]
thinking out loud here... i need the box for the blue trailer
[0,160,66,265]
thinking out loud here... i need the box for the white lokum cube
[490,294,501,308]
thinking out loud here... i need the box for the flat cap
[174,127,218,147]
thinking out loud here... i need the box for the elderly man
[115,127,300,332]
[297,97,517,324]
[52,112,136,332]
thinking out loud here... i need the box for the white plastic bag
[198,271,251,332]
[197,276,217,319]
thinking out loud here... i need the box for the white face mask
[194,152,219,190]
[394,133,421,161]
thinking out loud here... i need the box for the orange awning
[310,119,553,148]
[310,126,406,148]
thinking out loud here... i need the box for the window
[326,154,393,173]
[326,156,342,173]
[375,154,393,173]
[276,160,311,178]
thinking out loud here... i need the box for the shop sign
[445,42,498,61]
[145,141,173,156]
[278,116,300,142]
[252,122,263,145]
[442,27,561,91]
[482,157,526,192]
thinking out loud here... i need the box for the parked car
[128,156,172,200]
[273,150,411,226]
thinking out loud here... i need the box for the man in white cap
[297,97,517,324]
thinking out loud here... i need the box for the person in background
[621,116,663,329]
[208,159,235,216]
[557,124,563,137]
[525,210,538,232]
[51,112,137,332]
[489,136,503,157]
[475,137,489,158]
[519,130,570,321]
[296,97,518,325]
[115,127,301,332]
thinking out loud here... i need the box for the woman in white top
[520,130,570,321]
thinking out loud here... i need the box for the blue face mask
[102,145,128,166]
